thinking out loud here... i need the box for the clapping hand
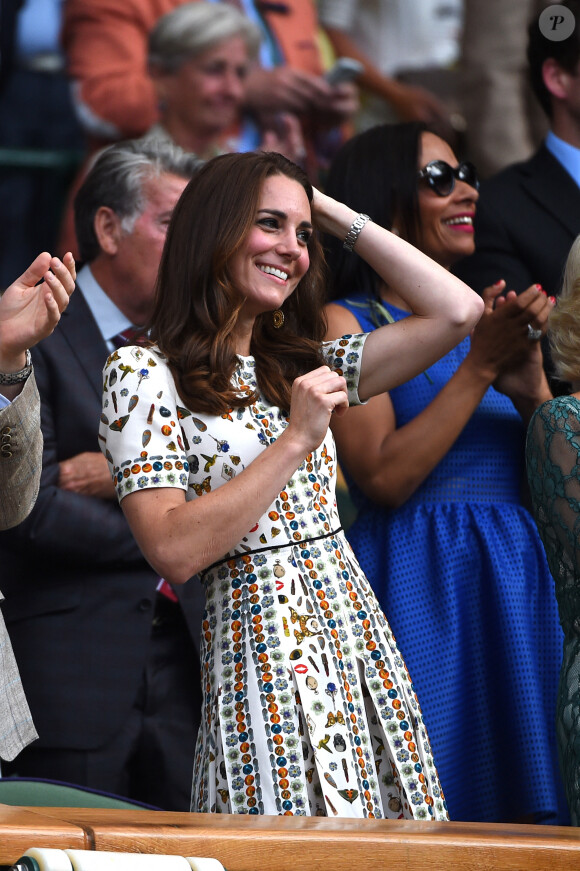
[485,281,553,420]
[0,252,75,374]
[468,281,547,377]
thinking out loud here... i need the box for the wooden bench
[0,805,86,866]
[2,806,580,870]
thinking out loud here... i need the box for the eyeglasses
[417,160,480,197]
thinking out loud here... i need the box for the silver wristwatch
[0,349,32,385]
[343,213,371,252]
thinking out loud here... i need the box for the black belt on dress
[200,525,344,575]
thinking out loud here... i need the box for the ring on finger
[527,323,542,342]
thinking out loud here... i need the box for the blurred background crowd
[0,0,552,288]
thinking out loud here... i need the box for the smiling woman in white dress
[98,150,483,819]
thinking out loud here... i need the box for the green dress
[526,396,580,825]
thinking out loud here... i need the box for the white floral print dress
[99,333,447,821]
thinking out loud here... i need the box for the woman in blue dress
[323,122,567,823]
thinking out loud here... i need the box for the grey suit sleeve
[0,374,43,530]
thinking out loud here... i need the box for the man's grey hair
[74,139,200,263]
[148,1,261,73]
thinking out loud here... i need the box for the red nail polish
[549,296,556,304]
[535,284,543,291]
[493,280,504,287]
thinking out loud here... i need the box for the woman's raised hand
[286,366,348,453]
[310,186,355,239]
[0,251,75,373]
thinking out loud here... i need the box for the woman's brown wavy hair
[147,151,327,414]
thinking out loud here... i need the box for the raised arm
[0,253,75,529]
[314,189,484,400]
[0,252,75,401]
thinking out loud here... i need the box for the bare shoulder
[324,302,363,340]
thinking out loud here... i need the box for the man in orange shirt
[62,0,357,178]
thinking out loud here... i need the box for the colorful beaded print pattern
[99,335,447,820]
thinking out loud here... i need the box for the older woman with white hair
[527,234,580,826]
[146,2,262,159]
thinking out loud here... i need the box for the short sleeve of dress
[99,345,189,502]
[322,332,368,406]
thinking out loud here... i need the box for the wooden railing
[2,806,580,870]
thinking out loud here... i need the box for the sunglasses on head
[417,160,480,197]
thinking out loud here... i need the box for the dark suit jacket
[454,144,580,298]
[0,0,22,94]
[0,286,203,749]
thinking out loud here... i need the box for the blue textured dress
[335,293,567,823]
